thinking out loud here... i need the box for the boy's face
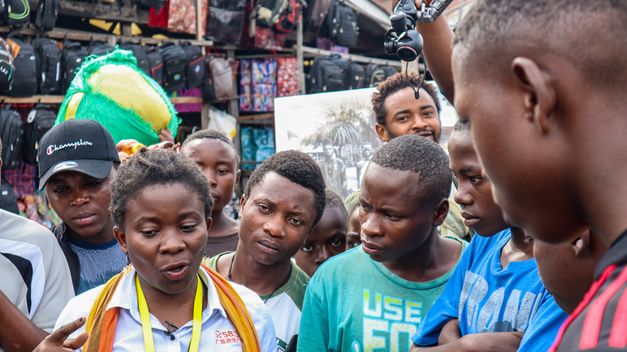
[45,170,114,243]
[376,87,442,143]
[238,172,317,266]
[182,139,239,214]
[294,206,347,277]
[346,206,362,249]
[452,50,580,243]
[114,183,209,296]
[359,163,445,263]
[448,131,507,236]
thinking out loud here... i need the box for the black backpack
[7,38,37,97]
[23,104,55,164]
[159,43,187,92]
[325,0,358,48]
[309,56,346,93]
[33,38,62,94]
[121,43,150,76]
[3,0,30,26]
[33,0,58,30]
[365,63,386,87]
[382,65,398,78]
[87,40,114,57]
[139,0,164,9]
[62,40,87,90]
[182,44,204,89]
[0,37,14,94]
[146,46,163,85]
[345,61,365,90]
[0,107,24,170]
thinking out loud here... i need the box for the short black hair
[244,150,326,226]
[325,190,348,224]
[454,0,627,88]
[110,149,213,228]
[453,118,470,133]
[182,129,239,163]
[370,134,451,206]
[371,73,441,126]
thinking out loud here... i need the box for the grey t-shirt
[69,239,127,294]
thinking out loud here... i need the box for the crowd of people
[0,0,625,351]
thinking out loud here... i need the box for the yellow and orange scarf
[82,264,261,352]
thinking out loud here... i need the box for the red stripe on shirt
[549,265,616,352]
[580,266,627,349]
[608,273,627,348]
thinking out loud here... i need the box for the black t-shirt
[553,230,627,351]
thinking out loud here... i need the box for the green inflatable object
[56,49,181,146]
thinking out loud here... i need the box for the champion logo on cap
[50,161,79,173]
[46,139,94,156]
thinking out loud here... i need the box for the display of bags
[205,0,246,45]
[167,0,206,35]
[3,0,30,26]
[33,38,62,94]
[365,63,386,87]
[0,107,25,170]
[254,0,288,28]
[306,0,331,31]
[206,57,235,101]
[146,46,164,85]
[62,40,87,89]
[7,37,37,97]
[33,0,59,31]
[182,44,205,89]
[160,42,187,92]
[345,61,366,90]
[87,40,115,57]
[274,0,302,33]
[121,43,151,75]
[325,0,359,48]
[23,104,55,164]
[240,59,278,112]
[308,56,346,93]
[0,37,15,94]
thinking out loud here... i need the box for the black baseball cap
[38,119,120,190]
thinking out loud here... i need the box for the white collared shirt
[54,266,276,351]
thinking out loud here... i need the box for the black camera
[384,0,454,62]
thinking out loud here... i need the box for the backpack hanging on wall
[308,56,346,93]
[33,0,58,30]
[204,56,234,102]
[7,37,37,97]
[345,61,365,90]
[205,0,247,45]
[23,104,55,164]
[0,106,25,170]
[0,37,15,94]
[87,40,115,57]
[325,0,359,48]
[181,44,204,89]
[305,0,331,32]
[32,37,62,94]
[146,46,163,85]
[159,42,187,92]
[3,0,30,26]
[121,43,150,75]
[365,63,385,87]
[274,0,302,33]
[62,40,87,89]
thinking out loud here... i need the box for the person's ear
[205,216,213,232]
[235,169,241,185]
[572,229,592,257]
[433,199,449,226]
[375,123,391,142]
[511,57,557,135]
[239,194,247,218]
[113,226,128,253]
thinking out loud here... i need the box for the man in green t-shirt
[298,135,466,352]
[206,150,326,352]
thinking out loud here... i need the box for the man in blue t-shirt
[410,120,567,351]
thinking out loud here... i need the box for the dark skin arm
[0,291,48,352]
[438,319,462,345]
[411,331,523,352]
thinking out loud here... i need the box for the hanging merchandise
[23,105,56,164]
[87,40,115,57]
[204,56,235,101]
[121,44,151,76]
[3,0,30,26]
[240,126,275,170]
[146,46,163,85]
[305,0,332,32]
[160,42,187,92]
[276,57,298,97]
[365,63,386,87]
[251,59,277,112]
[33,38,62,95]
[7,37,37,97]
[62,40,88,90]
[33,0,59,31]
[274,0,303,33]
[254,0,288,28]
[0,106,25,170]
[207,106,236,140]
[0,36,15,94]
[182,44,205,89]
[205,0,247,45]
[239,59,253,112]
[325,0,359,48]
[56,49,180,146]
[167,0,207,35]
[308,55,347,93]
[148,0,169,29]
[345,61,366,89]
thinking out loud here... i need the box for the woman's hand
[33,318,88,352]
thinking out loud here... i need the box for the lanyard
[135,274,203,352]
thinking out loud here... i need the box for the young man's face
[295,206,347,277]
[238,172,317,266]
[359,163,446,263]
[114,183,209,296]
[448,131,507,236]
[376,87,442,143]
[45,170,114,243]
[182,139,239,214]
[452,49,580,243]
